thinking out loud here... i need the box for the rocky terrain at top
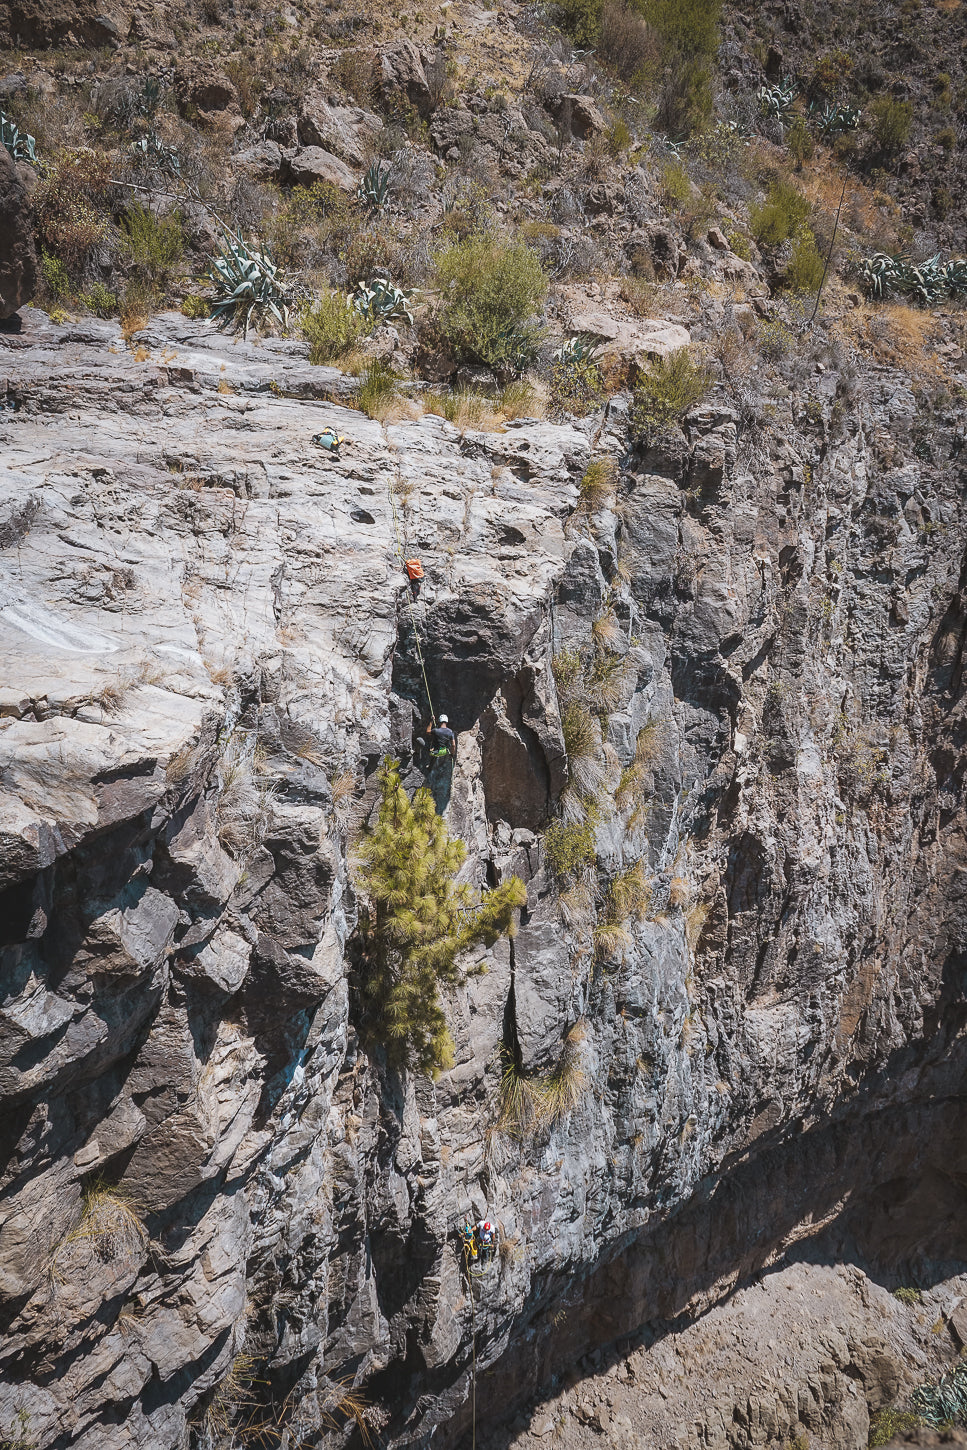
[2,0,967,1447]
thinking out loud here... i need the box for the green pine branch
[354,757,527,1077]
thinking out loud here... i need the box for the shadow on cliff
[439,953,967,1449]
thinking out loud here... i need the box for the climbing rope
[462,1239,478,1450]
[385,464,438,724]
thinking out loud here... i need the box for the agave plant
[859,250,967,304]
[357,160,393,212]
[757,79,798,122]
[208,229,289,337]
[912,1361,967,1427]
[554,333,605,364]
[905,254,947,305]
[130,131,181,177]
[943,258,967,296]
[813,101,861,137]
[352,276,413,324]
[1,110,37,164]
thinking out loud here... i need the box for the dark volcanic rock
[0,146,36,319]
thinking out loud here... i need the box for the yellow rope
[462,1240,478,1450]
[386,464,437,724]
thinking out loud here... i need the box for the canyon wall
[1,305,966,1448]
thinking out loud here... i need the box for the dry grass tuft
[52,1179,147,1278]
[499,378,545,420]
[591,608,622,651]
[422,387,504,433]
[496,1065,545,1139]
[541,1022,588,1127]
[577,457,617,515]
[685,901,710,951]
[668,875,691,909]
[166,739,199,783]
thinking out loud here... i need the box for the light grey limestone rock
[1,304,966,1450]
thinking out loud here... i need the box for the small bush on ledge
[630,348,712,440]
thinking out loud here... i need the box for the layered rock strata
[1,310,966,1448]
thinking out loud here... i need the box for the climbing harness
[385,465,437,724]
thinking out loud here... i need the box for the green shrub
[433,234,547,373]
[301,292,371,364]
[638,0,720,135]
[353,758,527,1075]
[353,358,399,420]
[783,231,825,292]
[721,220,751,261]
[750,179,810,248]
[631,347,712,437]
[606,118,632,155]
[557,0,602,46]
[869,96,913,157]
[181,294,209,320]
[868,1408,920,1447]
[550,357,604,417]
[40,250,72,299]
[543,818,597,878]
[809,49,854,100]
[636,0,719,60]
[80,281,118,317]
[892,1286,922,1305]
[121,202,184,293]
[787,116,814,169]
[654,55,715,136]
[658,157,691,208]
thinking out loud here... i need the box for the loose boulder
[545,92,607,139]
[281,145,358,191]
[0,146,37,320]
[379,38,432,114]
[298,89,382,166]
[563,297,690,369]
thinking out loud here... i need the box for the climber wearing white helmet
[426,714,457,761]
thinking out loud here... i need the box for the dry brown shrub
[597,0,658,81]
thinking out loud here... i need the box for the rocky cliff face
[1,304,966,1449]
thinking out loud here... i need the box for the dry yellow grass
[834,298,946,378]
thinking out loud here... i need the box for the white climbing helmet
[439,714,449,723]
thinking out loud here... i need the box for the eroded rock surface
[1,308,966,1449]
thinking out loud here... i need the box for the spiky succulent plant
[358,161,393,212]
[208,229,289,337]
[814,101,861,137]
[912,1361,967,1427]
[352,276,413,324]
[757,80,798,121]
[130,131,181,177]
[554,333,605,364]
[1,110,37,163]
[859,250,967,304]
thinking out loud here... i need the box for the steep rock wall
[0,309,965,1448]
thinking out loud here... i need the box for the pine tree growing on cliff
[354,757,527,1077]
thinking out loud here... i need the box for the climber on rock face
[426,714,457,762]
[475,1218,495,1261]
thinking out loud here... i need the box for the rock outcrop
[0,146,37,320]
[1,306,966,1449]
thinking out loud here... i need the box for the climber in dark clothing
[426,714,457,761]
